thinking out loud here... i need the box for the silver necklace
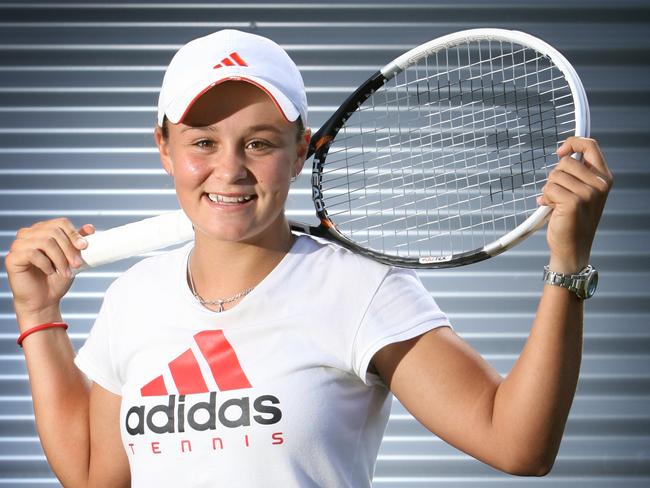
[186,251,254,312]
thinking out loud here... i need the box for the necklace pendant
[187,249,255,313]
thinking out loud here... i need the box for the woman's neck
[187,220,295,310]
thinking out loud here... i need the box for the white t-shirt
[74,235,450,487]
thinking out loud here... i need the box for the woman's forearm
[18,309,92,488]
[490,282,583,475]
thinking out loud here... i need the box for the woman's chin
[185,202,289,246]
[194,224,256,243]
[194,218,287,246]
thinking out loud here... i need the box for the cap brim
[161,72,301,126]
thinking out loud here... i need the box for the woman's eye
[195,139,214,149]
[247,140,272,151]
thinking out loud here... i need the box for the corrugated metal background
[1,0,649,486]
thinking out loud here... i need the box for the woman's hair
[159,115,306,143]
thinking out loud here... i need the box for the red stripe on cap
[213,63,223,69]
[194,330,252,391]
[220,57,235,67]
[229,52,248,66]
[141,374,168,396]
[169,348,209,395]
[241,78,293,122]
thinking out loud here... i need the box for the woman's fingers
[78,223,95,238]
[42,219,89,272]
[10,218,95,277]
[539,137,613,207]
[23,247,59,277]
[555,156,611,194]
[556,136,613,185]
[38,232,73,278]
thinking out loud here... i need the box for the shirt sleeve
[73,284,122,395]
[351,267,452,387]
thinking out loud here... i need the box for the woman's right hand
[5,218,95,323]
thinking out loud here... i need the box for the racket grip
[75,210,194,273]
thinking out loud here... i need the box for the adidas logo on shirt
[140,329,252,396]
[124,329,284,455]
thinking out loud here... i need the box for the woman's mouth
[204,193,257,210]
[207,193,255,204]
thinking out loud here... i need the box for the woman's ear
[293,128,311,179]
[154,125,174,178]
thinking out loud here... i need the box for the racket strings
[329,95,568,200]
[322,69,574,157]
[320,86,575,190]
[322,109,572,210]
[326,136,566,243]
[320,106,574,194]
[319,39,575,258]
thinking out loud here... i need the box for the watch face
[586,270,599,298]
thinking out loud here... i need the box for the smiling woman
[155,81,309,287]
[155,80,311,312]
[4,27,613,488]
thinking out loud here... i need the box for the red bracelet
[17,322,69,347]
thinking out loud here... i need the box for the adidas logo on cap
[213,51,248,69]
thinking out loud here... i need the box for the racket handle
[75,210,194,273]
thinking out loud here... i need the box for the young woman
[6,30,612,487]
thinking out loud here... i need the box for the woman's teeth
[207,193,253,203]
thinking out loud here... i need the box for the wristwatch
[542,265,598,300]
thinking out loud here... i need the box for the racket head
[307,28,590,268]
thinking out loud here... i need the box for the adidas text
[126,393,282,435]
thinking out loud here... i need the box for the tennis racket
[79,28,589,271]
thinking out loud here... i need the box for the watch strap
[542,265,596,299]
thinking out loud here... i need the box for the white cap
[157,29,308,127]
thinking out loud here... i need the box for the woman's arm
[7,218,129,487]
[21,319,129,488]
[88,383,130,488]
[372,137,613,475]
[19,309,94,487]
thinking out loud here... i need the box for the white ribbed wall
[1,1,649,486]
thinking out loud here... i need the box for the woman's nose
[213,146,248,183]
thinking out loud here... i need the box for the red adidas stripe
[194,330,252,391]
[213,52,248,70]
[169,348,209,395]
[229,52,248,66]
[140,329,251,396]
[141,374,167,396]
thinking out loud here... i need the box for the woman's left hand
[537,136,614,273]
